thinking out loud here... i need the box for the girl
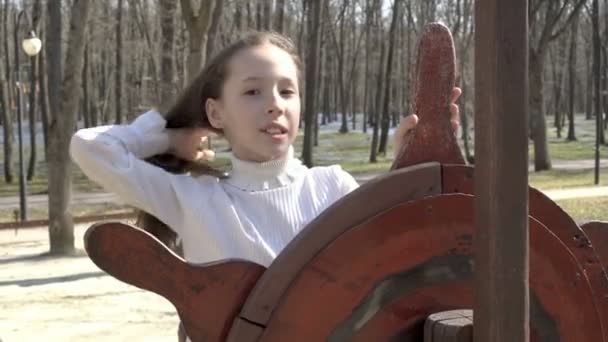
[71,31,460,269]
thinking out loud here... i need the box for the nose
[267,89,284,116]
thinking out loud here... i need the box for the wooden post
[425,310,473,342]
[474,0,529,341]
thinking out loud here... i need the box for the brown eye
[244,89,260,95]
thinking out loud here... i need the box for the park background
[1,0,608,340]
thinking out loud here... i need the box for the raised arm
[70,110,194,233]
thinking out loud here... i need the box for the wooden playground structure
[82,1,608,341]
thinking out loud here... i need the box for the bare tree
[549,35,568,139]
[38,14,49,160]
[529,0,585,171]
[377,0,401,155]
[180,0,215,84]
[205,1,223,63]
[115,0,124,124]
[26,0,43,180]
[593,0,602,183]
[262,0,272,30]
[326,0,351,133]
[275,0,286,33]
[453,0,474,162]
[362,0,373,134]
[0,78,9,181]
[567,11,579,141]
[46,0,61,125]
[369,0,385,162]
[2,0,14,182]
[158,0,178,106]
[302,0,324,166]
[48,0,92,254]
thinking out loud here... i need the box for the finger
[194,151,206,161]
[394,115,418,158]
[450,103,460,121]
[201,149,215,161]
[449,103,460,133]
[398,114,419,135]
[192,127,212,139]
[451,87,462,104]
[451,119,460,133]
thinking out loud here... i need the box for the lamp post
[14,10,42,221]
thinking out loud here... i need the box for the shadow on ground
[0,270,106,287]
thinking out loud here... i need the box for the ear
[206,98,223,129]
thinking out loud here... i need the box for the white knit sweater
[70,110,360,267]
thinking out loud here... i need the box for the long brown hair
[136,31,302,252]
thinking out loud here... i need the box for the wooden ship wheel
[83,22,608,342]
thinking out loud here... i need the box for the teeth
[266,128,283,134]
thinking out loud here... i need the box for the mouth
[261,124,288,136]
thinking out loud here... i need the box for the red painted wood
[84,222,265,342]
[234,162,443,332]
[391,23,465,170]
[442,164,608,339]
[257,195,603,342]
[582,221,608,269]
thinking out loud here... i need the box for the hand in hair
[167,127,215,162]
[394,87,462,158]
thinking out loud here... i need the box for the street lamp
[14,10,42,221]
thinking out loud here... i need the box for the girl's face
[207,43,301,163]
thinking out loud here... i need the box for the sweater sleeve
[69,110,188,232]
[330,165,360,196]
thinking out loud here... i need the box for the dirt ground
[0,223,180,342]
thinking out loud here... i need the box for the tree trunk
[115,0,124,124]
[38,32,49,160]
[2,0,13,183]
[550,42,566,139]
[46,0,62,120]
[275,0,286,33]
[349,2,357,131]
[205,1,223,63]
[1,79,12,182]
[530,51,552,171]
[322,47,331,127]
[82,43,90,127]
[301,0,323,167]
[47,0,91,255]
[333,1,349,134]
[26,0,43,180]
[262,0,272,30]
[246,3,253,29]
[235,3,242,31]
[297,0,307,65]
[567,12,578,141]
[593,0,601,183]
[460,52,473,163]
[377,0,401,155]
[404,1,413,118]
[315,34,326,147]
[362,0,372,134]
[587,45,593,120]
[256,1,262,30]
[159,0,177,106]
[601,46,607,144]
[527,0,586,169]
[180,0,214,84]
[370,36,386,163]
[26,53,37,181]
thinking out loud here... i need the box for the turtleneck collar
[224,146,307,191]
